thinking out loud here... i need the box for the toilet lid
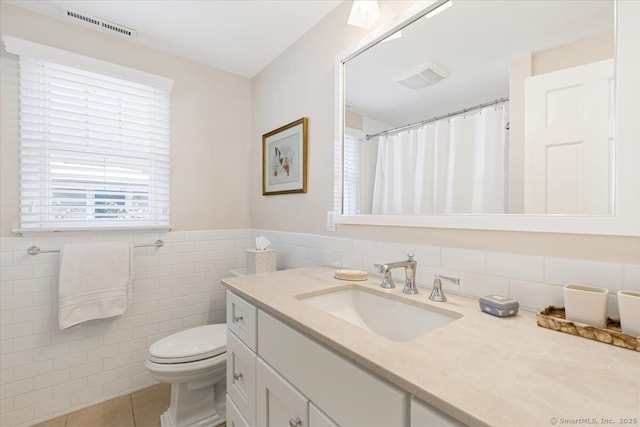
[148,324,226,364]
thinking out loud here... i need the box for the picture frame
[262,117,308,195]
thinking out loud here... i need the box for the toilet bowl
[146,324,227,427]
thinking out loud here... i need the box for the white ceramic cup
[618,290,640,336]
[563,284,609,328]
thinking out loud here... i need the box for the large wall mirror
[335,0,639,235]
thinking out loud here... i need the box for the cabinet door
[309,402,339,427]
[227,330,256,426]
[256,358,308,427]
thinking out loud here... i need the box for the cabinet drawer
[227,291,257,351]
[227,330,256,426]
[258,310,408,427]
[227,395,251,427]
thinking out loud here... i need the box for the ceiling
[345,0,614,127]
[5,0,616,128]
[4,0,342,78]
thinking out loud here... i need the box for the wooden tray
[536,306,640,352]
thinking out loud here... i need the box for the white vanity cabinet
[226,290,462,427]
[226,292,258,426]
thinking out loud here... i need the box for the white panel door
[524,59,614,214]
[256,358,308,427]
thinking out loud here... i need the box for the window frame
[4,36,174,233]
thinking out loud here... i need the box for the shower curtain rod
[365,97,510,140]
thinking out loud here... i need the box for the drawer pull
[289,417,302,427]
[233,315,244,322]
[233,372,243,380]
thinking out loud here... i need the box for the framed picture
[262,117,308,195]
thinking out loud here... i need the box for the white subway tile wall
[0,229,250,427]
[252,228,638,316]
[1,228,638,426]
[252,230,640,304]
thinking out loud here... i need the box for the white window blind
[4,36,172,230]
[343,133,361,215]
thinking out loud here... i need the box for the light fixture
[425,0,452,19]
[348,0,381,29]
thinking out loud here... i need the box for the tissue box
[245,249,276,274]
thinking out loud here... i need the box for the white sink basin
[297,288,461,342]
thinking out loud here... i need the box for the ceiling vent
[394,62,449,90]
[64,9,137,39]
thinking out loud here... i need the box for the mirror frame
[334,0,639,236]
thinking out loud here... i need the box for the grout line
[130,393,137,427]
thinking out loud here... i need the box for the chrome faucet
[429,274,460,302]
[374,253,418,294]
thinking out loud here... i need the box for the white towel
[58,241,132,330]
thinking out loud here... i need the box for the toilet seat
[148,324,226,364]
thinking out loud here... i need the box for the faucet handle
[374,263,396,289]
[407,252,414,261]
[380,271,395,289]
[428,274,459,302]
[429,275,447,302]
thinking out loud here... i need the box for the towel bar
[26,239,164,255]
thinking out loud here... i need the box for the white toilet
[146,324,227,427]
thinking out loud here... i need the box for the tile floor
[30,383,227,427]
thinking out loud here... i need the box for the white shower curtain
[372,101,509,214]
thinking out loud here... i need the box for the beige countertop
[222,266,640,427]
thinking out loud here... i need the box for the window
[343,132,361,215]
[4,36,172,230]
[343,129,378,215]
